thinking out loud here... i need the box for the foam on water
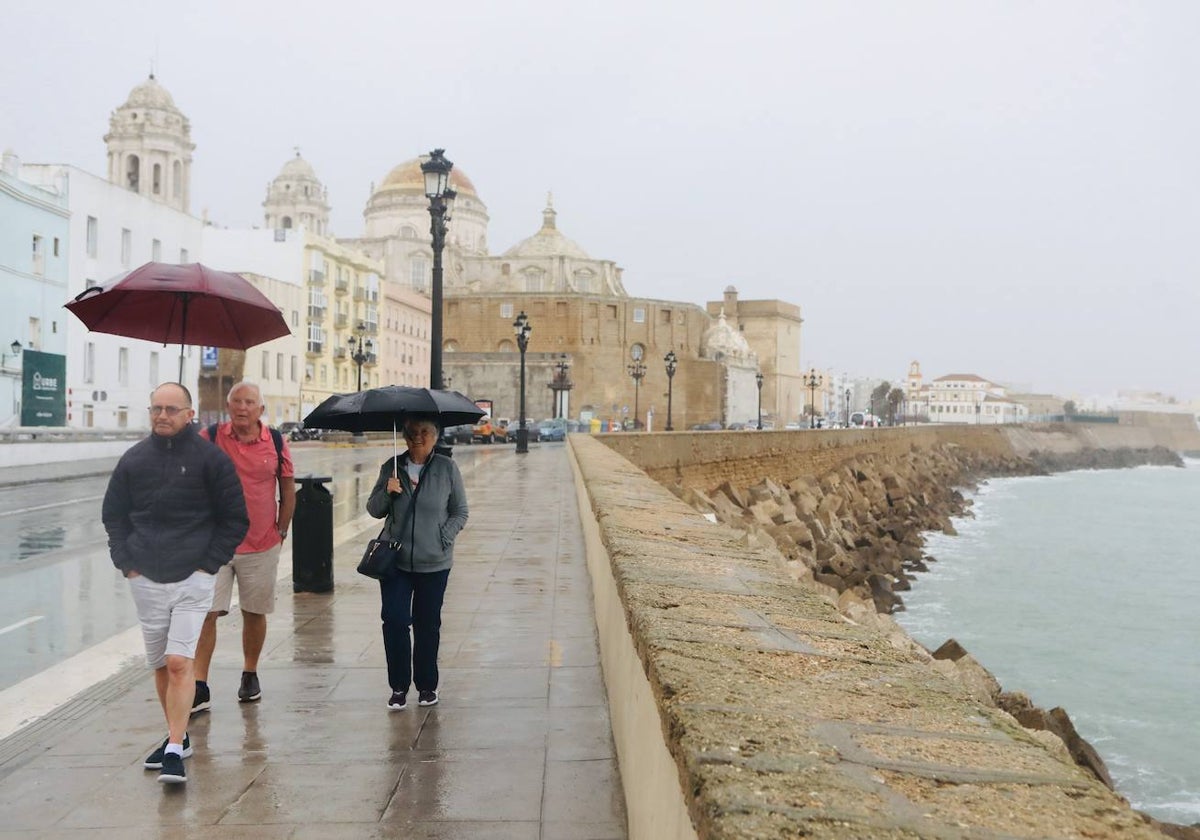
[896,462,1200,825]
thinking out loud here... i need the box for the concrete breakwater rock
[674,441,1191,833]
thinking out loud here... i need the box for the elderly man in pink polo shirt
[193,381,296,710]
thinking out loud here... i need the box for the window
[149,351,159,385]
[632,307,646,324]
[86,216,98,257]
[180,247,189,263]
[84,342,95,383]
[500,303,513,319]
[152,163,162,195]
[172,161,182,198]
[151,239,162,261]
[290,355,297,381]
[292,310,299,327]
[118,347,129,386]
[121,229,131,266]
[262,351,270,378]
[660,309,672,324]
[31,234,44,275]
[410,257,428,289]
[53,237,60,257]
[117,407,128,429]
[276,353,284,380]
[607,305,618,319]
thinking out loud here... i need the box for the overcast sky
[4,1,1196,399]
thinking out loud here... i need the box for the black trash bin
[293,474,334,593]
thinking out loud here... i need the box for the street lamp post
[1,339,22,370]
[844,387,851,427]
[420,149,457,390]
[514,311,531,453]
[664,350,677,431]
[803,367,822,429]
[627,346,646,430]
[549,354,572,419]
[348,322,373,392]
[755,371,764,430]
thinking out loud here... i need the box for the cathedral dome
[701,311,755,362]
[120,75,182,114]
[278,154,317,179]
[501,197,591,260]
[373,158,478,198]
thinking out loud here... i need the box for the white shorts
[128,570,216,669]
[210,544,281,616]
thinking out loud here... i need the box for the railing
[307,270,325,286]
[334,278,349,294]
[333,346,347,359]
[305,342,324,356]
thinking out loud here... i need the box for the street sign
[21,350,66,426]
[201,346,219,369]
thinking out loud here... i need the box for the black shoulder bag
[357,516,401,579]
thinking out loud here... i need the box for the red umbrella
[65,262,290,379]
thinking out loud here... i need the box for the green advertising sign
[21,350,66,427]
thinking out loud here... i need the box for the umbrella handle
[73,286,104,301]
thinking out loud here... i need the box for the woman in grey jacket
[366,415,468,711]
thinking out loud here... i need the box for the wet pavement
[0,444,627,839]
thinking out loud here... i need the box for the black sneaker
[387,691,407,711]
[158,752,186,784]
[191,681,211,715]
[238,671,261,703]
[418,689,439,707]
[144,733,192,770]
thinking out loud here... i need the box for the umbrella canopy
[304,386,485,434]
[64,261,290,379]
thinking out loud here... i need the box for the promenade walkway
[0,445,627,838]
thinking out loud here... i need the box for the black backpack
[207,423,285,478]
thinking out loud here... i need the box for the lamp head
[420,149,453,198]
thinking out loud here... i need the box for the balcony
[307,305,326,320]
[334,312,348,329]
[333,346,347,360]
[305,342,324,357]
[308,270,325,286]
[334,277,349,295]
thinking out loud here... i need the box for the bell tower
[104,75,195,213]
[263,150,331,235]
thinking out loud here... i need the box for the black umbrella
[304,386,485,433]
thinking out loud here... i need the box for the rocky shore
[675,442,1195,838]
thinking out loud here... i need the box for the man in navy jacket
[103,382,248,785]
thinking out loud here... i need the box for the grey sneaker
[145,734,192,770]
[158,752,186,784]
[238,671,261,703]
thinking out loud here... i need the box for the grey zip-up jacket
[366,452,468,573]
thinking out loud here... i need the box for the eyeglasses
[148,405,189,417]
[404,428,435,439]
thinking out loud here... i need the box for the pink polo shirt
[202,421,295,554]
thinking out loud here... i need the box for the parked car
[537,419,566,442]
[440,423,473,446]
[506,419,540,443]
[472,416,499,444]
[279,421,316,441]
[689,421,723,431]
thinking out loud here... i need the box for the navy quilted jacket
[103,423,249,582]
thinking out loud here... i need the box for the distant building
[0,151,70,425]
[906,363,1027,424]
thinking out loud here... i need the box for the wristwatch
[278,528,288,539]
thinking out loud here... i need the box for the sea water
[894,460,1200,826]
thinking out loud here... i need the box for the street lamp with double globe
[664,350,677,431]
[804,367,822,429]
[627,345,646,430]
[349,322,373,392]
[755,371,764,430]
[514,311,532,453]
[420,149,457,390]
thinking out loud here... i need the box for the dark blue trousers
[379,569,450,694]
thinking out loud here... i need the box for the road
[0,441,502,693]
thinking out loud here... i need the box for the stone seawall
[570,432,1179,839]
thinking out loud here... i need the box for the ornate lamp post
[844,387,851,427]
[755,371,764,430]
[803,367,822,429]
[349,322,373,392]
[664,350,677,431]
[420,149,456,390]
[1,339,22,370]
[627,345,646,430]
[549,354,572,419]
[514,311,532,453]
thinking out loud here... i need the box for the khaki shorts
[210,544,281,616]
[129,570,215,669]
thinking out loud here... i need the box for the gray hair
[226,381,264,406]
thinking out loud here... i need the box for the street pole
[421,149,456,390]
[664,350,677,431]
[755,371,763,430]
[514,311,531,453]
